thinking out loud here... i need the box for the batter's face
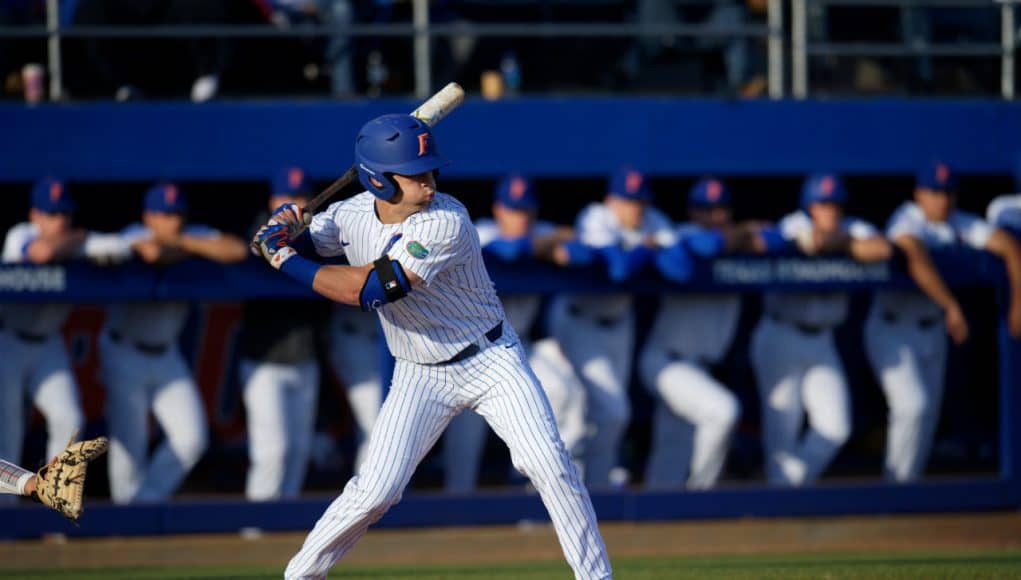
[143,210,184,239]
[29,208,71,239]
[808,201,843,233]
[391,171,436,209]
[690,205,731,229]
[607,195,645,230]
[915,187,954,222]
[493,203,534,238]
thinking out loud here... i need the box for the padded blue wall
[2,99,1020,181]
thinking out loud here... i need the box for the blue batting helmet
[354,114,449,201]
[800,173,848,210]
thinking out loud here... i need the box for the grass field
[7,551,1021,580]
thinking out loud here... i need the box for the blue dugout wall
[1,98,1020,538]
[2,99,1021,180]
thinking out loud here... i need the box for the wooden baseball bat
[300,82,466,226]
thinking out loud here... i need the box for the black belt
[770,313,826,335]
[109,331,170,356]
[14,330,49,343]
[881,310,940,329]
[435,322,503,365]
[567,304,620,328]
[0,321,50,343]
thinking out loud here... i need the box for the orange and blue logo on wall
[49,181,63,203]
[418,133,430,157]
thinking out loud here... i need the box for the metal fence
[0,0,1017,100]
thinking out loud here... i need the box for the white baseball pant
[284,333,612,580]
[864,310,947,483]
[102,336,208,503]
[751,318,851,486]
[550,300,633,489]
[0,333,83,466]
[638,345,740,489]
[241,359,319,501]
[443,337,587,492]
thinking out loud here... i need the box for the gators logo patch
[406,241,429,259]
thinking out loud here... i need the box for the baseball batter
[549,166,675,488]
[443,173,587,492]
[253,114,611,579]
[751,174,891,486]
[0,178,129,486]
[639,177,761,489]
[865,162,1021,482]
[103,183,248,503]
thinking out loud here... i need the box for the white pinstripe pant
[284,332,612,580]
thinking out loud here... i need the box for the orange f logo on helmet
[418,133,430,157]
[936,163,949,184]
[288,168,304,189]
[49,182,62,203]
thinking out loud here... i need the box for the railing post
[412,0,431,99]
[768,0,785,98]
[792,0,808,99]
[1003,0,1016,100]
[45,0,62,101]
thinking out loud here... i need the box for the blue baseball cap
[916,160,957,193]
[144,182,188,213]
[800,173,848,209]
[271,166,311,196]
[30,178,76,213]
[494,172,538,211]
[608,166,652,202]
[689,177,731,208]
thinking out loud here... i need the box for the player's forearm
[25,230,86,263]
[897,236,959,311]
[312,263,375,306]
[177,234,249,264]
[849,237,893,263]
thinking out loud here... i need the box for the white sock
[0,459,33,496]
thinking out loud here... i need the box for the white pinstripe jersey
[764,210,879,327]
[309,192,507,364]
[875,201,995,321]
[562,202,675,319]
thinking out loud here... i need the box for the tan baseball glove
[32,431,109,523]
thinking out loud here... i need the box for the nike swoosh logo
[341,240,351,247]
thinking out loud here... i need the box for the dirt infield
[5,512,1021,572]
